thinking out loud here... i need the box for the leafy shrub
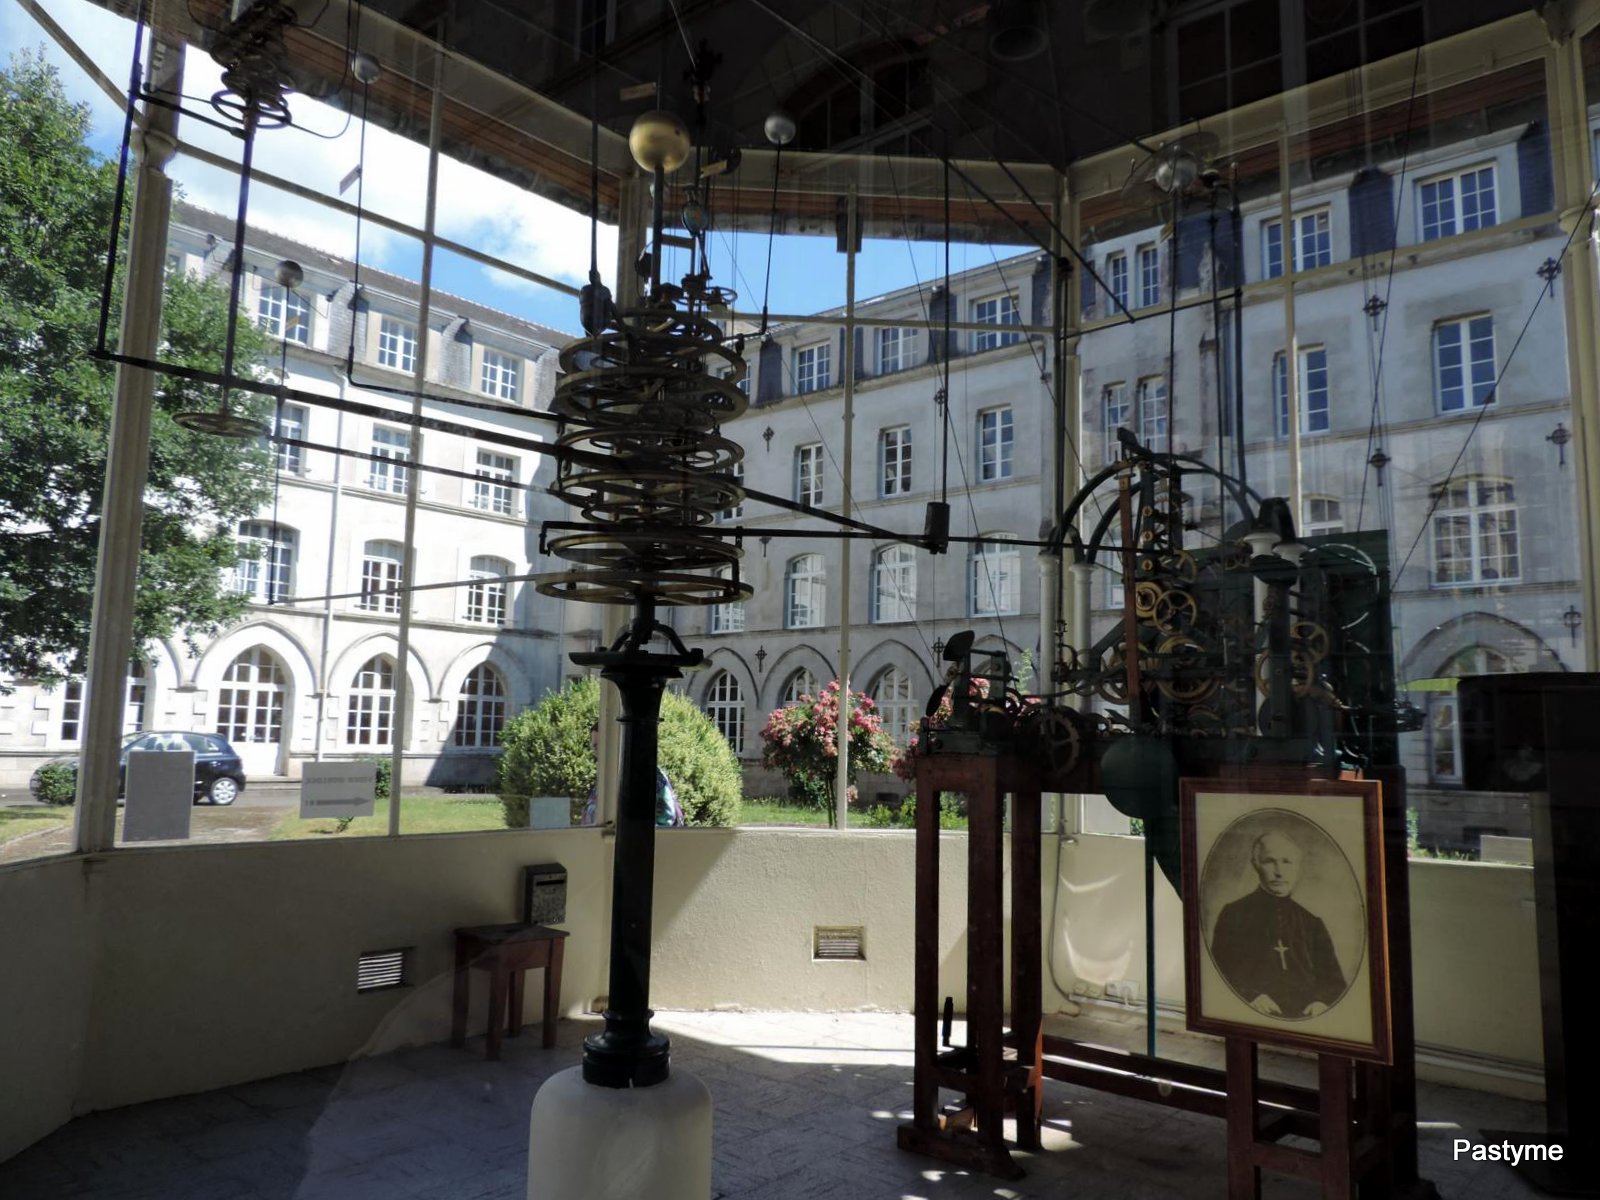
[760,681,897,825]
[864,793,966,829]
[35,762,77,806]
[498,677,742,828]
[362,755,392,801]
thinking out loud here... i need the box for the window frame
[795,342,832,394]
[233,521,296,604]
[705,671,745,753]
[1261,208,1333,278]
[970,293,1022,352]
[453,663,507,748]
[1136,377,1168,452]
[1103,382,1130,463]
[480,348,520,402]
[971,534,1021,617]
[785,553,826,629]
[1417,164,1498,242]
[464,556,509,626]
[346,655,397,747]
[872,666,916,745]
[358,541,406,614]
[878,326,915,374]
[880,426,912,497]
[872,544,918,623]
[977,407,1014,482]
[1430,478,1520,588]
[795,443,824,507]
[471,449,518,515]
[1434,314,1497,413]
[1105,252,1128,312]
[1273,346,1331,437]
[709,566,746,634]
[369,425,411,494]
[376,316,418,373]
[1136,242,1161,308]
[273,402,308,473]
[257,284,311,344]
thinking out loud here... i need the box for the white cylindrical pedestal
[527,1066,712,1200]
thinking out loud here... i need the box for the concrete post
[73,41,184,854]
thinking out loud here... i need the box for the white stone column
[74,41,184,854]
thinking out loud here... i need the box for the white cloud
[11,0,617,308]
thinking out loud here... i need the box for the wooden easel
[1225,1040,1394,1198]
[896,752,1043,1180]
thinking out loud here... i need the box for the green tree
[760,680,897,825]
[0,50,271,686]
[498,677,743,827]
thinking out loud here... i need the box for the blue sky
[5,0,1033,335]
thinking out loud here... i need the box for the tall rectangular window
[1137,243,1161,307]
[1262,210,1332,278]
[233,521,295,603]
[795,343,831,394]
[369,426,411,493]
[1105,252,1128,312]
[60,679,84,742]
[465,557,508,625]
[377,317,417,372]
[359,543,405,614]
[881,427,912,496]
[971,294,1021,351]
[977,407,1013,481]
[717,460,744,523]
[971,537,1020,616]
[1434,315,1496,412]
[273,403,307,473]
[795,443,824,507]
[472,449,517,515]
[1273,347,1331,436]
[1103,383,1130,463]
[709,567,745,633]
[1432,479,1519,586]
[1419,166,1497,241]
[257,285,311,344]
[1137,377,1168,452]
[481,349,520,401]
[878,327,914,373]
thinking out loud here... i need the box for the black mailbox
[522,862,567,926]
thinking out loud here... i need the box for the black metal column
[575,597,699,1089]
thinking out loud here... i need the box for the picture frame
[1180,775,1391,1064]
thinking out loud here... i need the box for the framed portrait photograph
[1180,776,1391,1064]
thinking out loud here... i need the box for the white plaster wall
[0,857,92,1164]
[651,828,980,1013]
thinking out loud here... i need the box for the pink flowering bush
[760,680,898,823]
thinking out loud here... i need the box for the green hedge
[34,762,76,806]
[498,677,741,828]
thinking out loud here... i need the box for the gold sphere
[629,110,691,173]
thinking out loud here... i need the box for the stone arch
[1401,611,1564,681]
[854,638,937,694]
[438,641,521,710]
[327,633,434,752]
[761,644,835,711]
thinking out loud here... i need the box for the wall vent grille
[356,948,408,992]
[813,926,865,961]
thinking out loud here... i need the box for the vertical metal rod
[75,40,184,853]
[220,104,257,385]
[388,42,446,834]
[314,394,346,762]
[835,186,857,829]
[1278,129,1304,524]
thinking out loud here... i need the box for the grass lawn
[0,804,72,845]
[271,794,508,839]
[737,799,832,827]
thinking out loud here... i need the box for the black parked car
[29,731,248,806]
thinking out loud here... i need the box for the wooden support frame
[898,752,1043,1180]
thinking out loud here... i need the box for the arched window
[785,554,825,629]
[782,668,819,706]
[872,666,916,745]
[705,671,744,753]
[1428,646,1511,784]
[465,556,510,626]
[216,647,286,746]
[346,655,397,746]
[453,663,507,747]
[359,541,406,613]
[233,521,296,603]
[971,534,1020,616]
[872,545,917,623]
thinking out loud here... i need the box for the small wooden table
[450,923,568,1060]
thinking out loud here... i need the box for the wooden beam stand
[897,752,1043,1180]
